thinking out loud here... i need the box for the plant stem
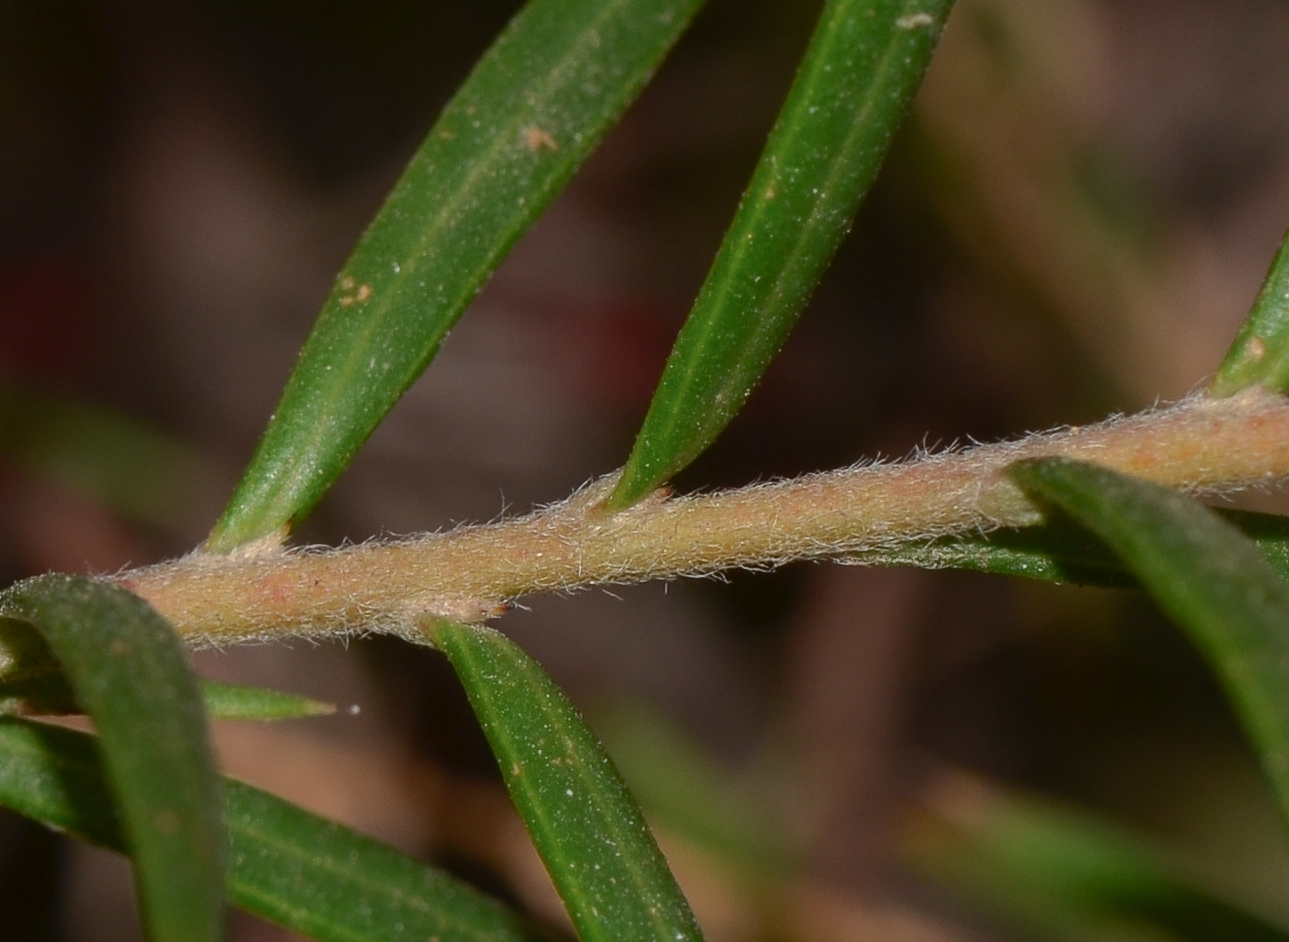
[121,389,1289,647]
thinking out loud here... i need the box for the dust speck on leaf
[896,12,935,29]
[523,126,559,152]
[337,282,373,307]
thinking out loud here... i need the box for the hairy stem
[121,390,1289,646]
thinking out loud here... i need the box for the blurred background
[4,0,1289,938]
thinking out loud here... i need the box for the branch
[121,389,1289,646]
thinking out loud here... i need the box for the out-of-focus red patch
[545,299,679,408]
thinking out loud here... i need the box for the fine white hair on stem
[121,389,1289,647]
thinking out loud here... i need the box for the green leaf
[200,680,335,721]
[1212,226,1289,397]
[0,575,223,942]
[207,0,706,553]
[430,620,704,942]
[1009,458,1289,829]
[861,508,1289,589]
[608,0,954,509]
[904,770,1289,942]
[0,658,335,721]
[0,717,549,942]
[228,783,548,942]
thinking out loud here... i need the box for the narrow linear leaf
[228,777,548,942]
[861,507,1289,589]
[904,770,1289,942]
[431,620,704,942]
[1009,457,1289,829]
[0,718,549,942]
[0,575,222,942]
[0,666,336,721]
[207,0,706,553]
[0,718,121,847]
[200,680,335,721]
[1212,226,1289,396]
[865,516,1140,587]
[608,0,954,509]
